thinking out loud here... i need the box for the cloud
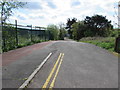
[71,0,81,7]
[17,15,26,20]
[29,14,45,19]
[8,0,118,28]
[52,15,57,19]
[24,2,42,10]
[47,1,57,9]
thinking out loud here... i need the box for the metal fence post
[15,20,18,47]
[45,31,46,41]
[31,25,32,42]
[48,30,50,40]
[1,2,5,52]
[39,29,41,42]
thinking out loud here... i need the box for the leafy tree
[1,0,27,52]
[72,21,86,40]
[0,0,27,24]
[84,29,94,37]
[66,18,77,39]
[84,14,113,36]
[47,24,59,40]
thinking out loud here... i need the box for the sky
[8,0,119,28]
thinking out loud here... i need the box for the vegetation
[47,24,59,40]
[47,24,66,40]
[0,0,27,23]
[72,21,85,40]
[58,23,66,40]
[1,0,27,52]
[2,25,49,52]
[80,37,115,52]
[1,2,119,54]
[66,15,114,41]
[2,23,67,52]
[84,15,113,37]
[66,18,77,39]
[65,14,119,53]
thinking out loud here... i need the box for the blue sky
[9,0,119,28]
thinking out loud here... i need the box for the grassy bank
[2,39,48,53]
[79,37,116,52]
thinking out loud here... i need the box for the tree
[1,0,27,52]
[0,0,27,24]
[72,21,86,40]
[58,23,66,40]
[47,24,59,40]
[66,18,77,39]
[84,14,113,36]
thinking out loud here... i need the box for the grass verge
[79,37,116,52]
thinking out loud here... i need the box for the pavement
[2,40,118,89]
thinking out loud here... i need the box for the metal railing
[2,21,50,52]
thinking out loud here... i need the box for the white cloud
[8,0,119,28]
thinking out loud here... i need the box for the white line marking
[18,53,52,89]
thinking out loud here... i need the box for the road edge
[18,53,52,89]
[112,52,120,57]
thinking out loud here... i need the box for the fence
[2,21,50,52]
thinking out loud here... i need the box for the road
[2,40,118,89]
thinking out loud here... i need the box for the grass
[17,39,46,48]
[2,36,48,52]
[79,37,116,52]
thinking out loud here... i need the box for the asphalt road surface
[2,40,118,89]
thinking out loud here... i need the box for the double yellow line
[42,53,64,89]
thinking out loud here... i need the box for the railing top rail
[3,23,47,30]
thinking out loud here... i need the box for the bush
[109,29,120,37]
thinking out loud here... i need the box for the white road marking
[18,53,52,89]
